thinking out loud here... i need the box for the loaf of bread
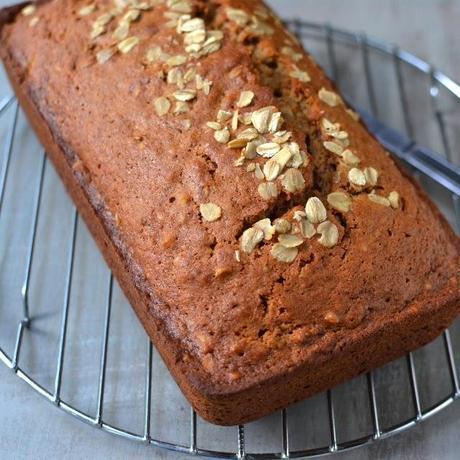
[1,0,459,425]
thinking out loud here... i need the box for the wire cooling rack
[0,21,460,459]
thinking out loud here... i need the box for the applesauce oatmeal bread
[0,0,459,425]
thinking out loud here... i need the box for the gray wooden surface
[1,1,460,459]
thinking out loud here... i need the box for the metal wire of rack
[0,21,459,459]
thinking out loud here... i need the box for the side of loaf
[1,0,459,425]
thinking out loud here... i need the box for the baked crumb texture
[1,0,459,425]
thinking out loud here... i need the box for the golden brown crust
[1,0,459,425]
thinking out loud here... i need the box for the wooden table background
[0,1,459,459]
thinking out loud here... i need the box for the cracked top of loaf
[1,0,458,393]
